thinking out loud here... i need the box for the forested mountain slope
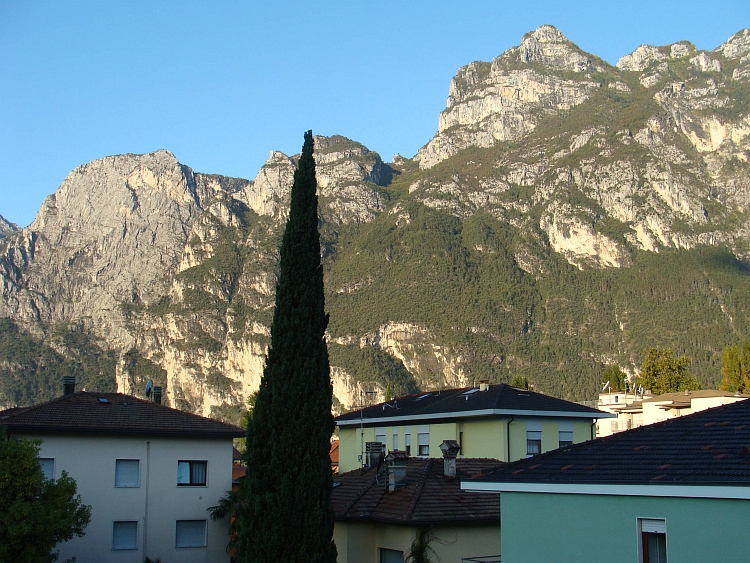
[2,26,750,420]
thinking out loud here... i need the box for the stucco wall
[501,491,750,563]
[334,521,499,563]
[27,433,234,563]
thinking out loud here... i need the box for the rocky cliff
[0,215,18,238]
[2,27,750,418]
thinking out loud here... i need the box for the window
[392,429,399,450]
[379,547,404,563]
[112,521,138,550]
[417,425,429,456]
[405,429,411,455]
[638,518,667,563]
[39,458,54,480]
[176,520,207,548]
[115,459,140,487]
[559,421,574,448]
[526,421,542,456]
[177,461,207,486]
[375,427,386,447]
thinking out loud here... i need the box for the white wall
[30,433,234,563]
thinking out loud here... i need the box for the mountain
[0,214,18,238]
[2,26,750,420]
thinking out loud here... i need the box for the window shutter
[112,521,138,550]
[176,520,207,547]
[641,518,667,534]
[115,460,139,487]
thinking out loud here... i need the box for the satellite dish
[145,380,153,399]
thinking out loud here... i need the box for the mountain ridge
[2,25,750,421]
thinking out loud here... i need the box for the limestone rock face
[0,215,18,238]
[715,28,750,59]
[617,44,666,71]
[415,25,600,169]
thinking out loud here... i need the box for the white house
[0,383,244,563]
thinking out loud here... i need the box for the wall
[334,521,499,563]
[28,433,233,563]
[338,417,594,472]
[501,491,750,563]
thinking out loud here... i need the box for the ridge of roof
[1,391,244,438]
[335,383,607,426]
[471,397,750,487]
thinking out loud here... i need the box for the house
[463,397,750,563]
[332,440,502,563]
[597,388,748,437]
[335,382,613,472]
[0,380,244,563]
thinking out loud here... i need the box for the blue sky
[1,1,748,228]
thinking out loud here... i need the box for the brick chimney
[153,386,162,405]
[440,439,461,478]
[63,376,75,396]
[385,450,409,492]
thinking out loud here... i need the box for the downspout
[506,416,514,462]
[144,441,150,559]
[591,419,597,441]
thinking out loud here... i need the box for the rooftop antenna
[145,380,153,400]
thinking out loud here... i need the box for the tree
[0,426,91,563]
[510,375,532,390]
[719,341,750,393]
[601,364,627,392]
[636,348,701,395]
[237,131,336,563]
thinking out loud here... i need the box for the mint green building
[464,398,750,563]
[335,383,611,473]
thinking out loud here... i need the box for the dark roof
[332,457,502,525]
[336,384,608,427]
[0,392,245,439]
[472,397,750,486]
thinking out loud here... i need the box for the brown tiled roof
[473,397,750,486]
[332,458,502,525]
[0,392,244,438]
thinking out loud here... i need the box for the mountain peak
[715,28,750,59]
[514,25,596,73]
[0,214,19,238]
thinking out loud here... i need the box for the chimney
[479,380,489,392]
[63,376,75,396]
[385,450,409,492]
[153,386,162,405]
[365,442,384,470]
[440,439,461,478]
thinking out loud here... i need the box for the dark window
[177,461,207,486]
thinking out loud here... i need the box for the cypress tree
[238,131,337,563]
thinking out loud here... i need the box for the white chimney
[440,439,461,477]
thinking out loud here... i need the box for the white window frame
[115,459,140,488]
[392,428,399,450]
[112,521,138,550]
[417,424,429,457]
[39,458,54,481]
[558,421,574,448]
[526,420,542,457]
[405,429,411,455]
[176,519,207,548]
[379,547,404,563]
[638,518,668,563]
[375,427,386,447]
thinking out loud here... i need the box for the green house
[464,397,750,563]
[335,383,611,473]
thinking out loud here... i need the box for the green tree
[0,426,91,563]
[510,375,532,390]
[238,131,336,563]
[719,341,750,393]
[601,364,627,392]
[636,348,701,395]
